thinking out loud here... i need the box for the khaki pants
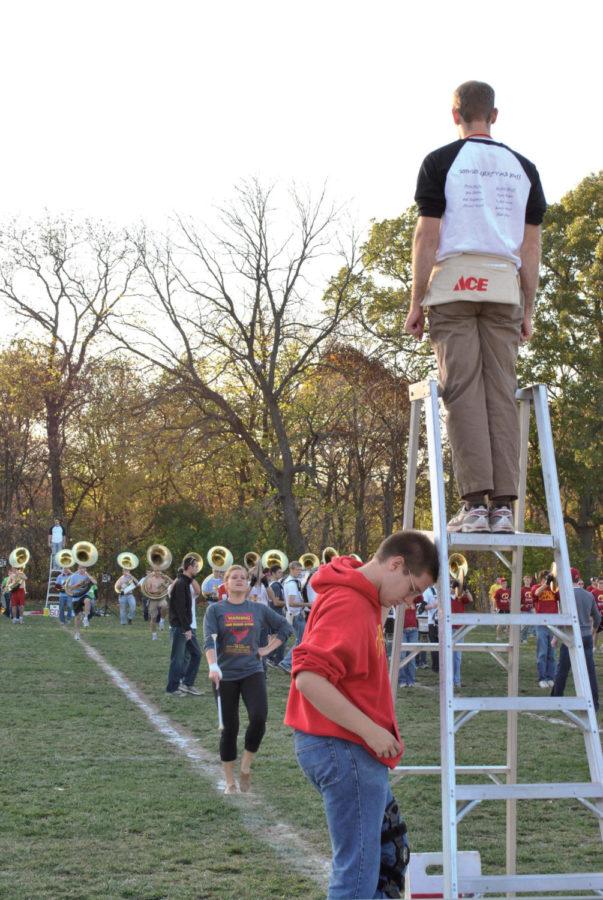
[428,300,523,499]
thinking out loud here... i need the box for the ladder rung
[400,642,511,652]
[456,782,603,801]
[459,872,603,893]
[450,613,572,626]
[453,696,589,712]
[448,531,554,550]
[395,765,508,776]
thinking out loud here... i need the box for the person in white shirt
[48,519,66,558]
[423,585,439,673]
[279,561,311,673]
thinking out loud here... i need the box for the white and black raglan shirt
[415,137,546,268]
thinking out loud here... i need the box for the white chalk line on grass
[75,636,330,889]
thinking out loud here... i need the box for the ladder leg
[403,398,422,530]
[390,398,424,697]
[531,385,603,837]
[424,380,458,900]
[506,397,532,882]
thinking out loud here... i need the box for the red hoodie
[284,556,403,768]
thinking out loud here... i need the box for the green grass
[1,611,602,898]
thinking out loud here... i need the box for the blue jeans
[399,628,418,685]
[295,732,396,899]
[453,633,463,686]
[552,634,599,711]
[119,594,136,624]
[536,625,556,680]
[58,593,73,623]
[281,614,306,669]
[166,628,201,692]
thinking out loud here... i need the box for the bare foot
[239,770,251,793]
[224,783,239,795]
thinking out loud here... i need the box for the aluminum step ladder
[389,380,603,899]
[44,551,62,609]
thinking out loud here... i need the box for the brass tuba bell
[449,553,468,592]
[206,546,233,572]
[321,547,338,565]
[146,544,172,571]
[9,547,30,569]
[244,551,260,569]
[300,553,320,571]
[71,541,98,568]
[181,551,203,571]
[117,551,139,571]
[261,549,289,571]
[55,548,75,568]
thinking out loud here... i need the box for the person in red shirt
[494,577,511,640]
[285,530,438,900]
[534,569,559,687]
[520,574,536,642]
[398,593,423,687]
[590,577,603,651]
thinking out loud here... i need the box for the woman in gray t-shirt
[203,564,292,794]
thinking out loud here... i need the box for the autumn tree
[117,181,361,554]
[0,218,135,521]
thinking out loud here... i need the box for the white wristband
[209,663,222,677]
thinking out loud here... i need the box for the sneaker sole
[460,524,491,533]
[490,524,516,534]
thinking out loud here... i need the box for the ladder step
[450,613,572,626]
[453,696,589,712]
[456,782,603,801]
[395,765,508,776]
[400,642,511,652]
[459,872,603,893]
[449,531,554,550]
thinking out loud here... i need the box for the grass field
[1,610,602,899]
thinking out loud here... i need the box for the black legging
[428,623,439,672]
[216,671,268,762]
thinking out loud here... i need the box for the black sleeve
[511,151,547,225]
[170,579,192,631]
[415,151,446,218]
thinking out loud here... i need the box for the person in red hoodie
[534,568,559,688]
[285,530,438,900]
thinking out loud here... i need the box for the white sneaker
[74,633,81,641]
[538,679,549,688]
[159,620,165,631]
[152,633,158,640]
[547,679,555,687]
[83,616,89,627]
[489,505,515,534]
[447,504,490,533]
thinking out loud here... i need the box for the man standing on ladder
[405,80,547,534]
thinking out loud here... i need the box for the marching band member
[68,565,97,640]
[278,560,310,674]
[56,566,74,624]
[8,568,27,623]
[203,564,292,794]
[115,569,139,626]
[201,567,224,602]
[140,569,171,639]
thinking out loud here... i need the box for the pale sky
[1,0,601,232]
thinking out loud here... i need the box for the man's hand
[184,629,192,641]
[520,312,533,342]
[404,304,425,339]
[362,723,402,759]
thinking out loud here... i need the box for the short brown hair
[453,81,495,123]
[375,530,439,581]
[224,564,248,582]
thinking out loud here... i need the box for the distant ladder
[389,381,603,899]
[44,551,62,609]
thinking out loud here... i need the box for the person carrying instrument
[140,569,171,639]
[7,568,27,623]
[203,564,292,794]
[285,531,438,899]
[56,566,74,624]
[201,567,224,602]
[115,569,139,626]
[405,80,546,535]
[68,565,97,640]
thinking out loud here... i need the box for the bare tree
[118,181,361,554]
[0,217,135,521]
